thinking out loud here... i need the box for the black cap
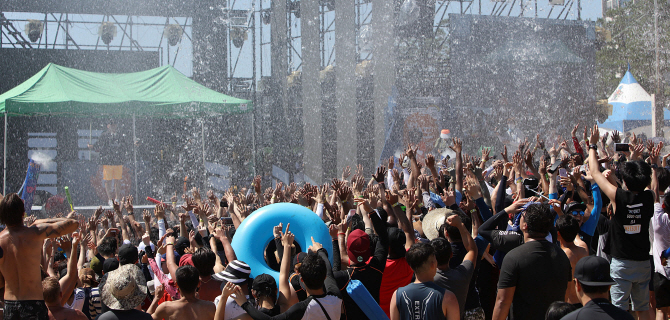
[102,258,120,274]
[574,256,616,286]
[118,244,138,265]
[252,273,277,295]
[174,237,190,256]
[291,252,307,271]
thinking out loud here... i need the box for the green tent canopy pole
[133,114,138,200]
[3,112,6,195]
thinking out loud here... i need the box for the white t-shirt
[213,294,253,320]
[652,203,670,278]
[303,295,342,320]
[64,287,86,311]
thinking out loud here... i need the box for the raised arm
[446,214,477,267]
[278,224,295,312]
[60,232,81,306]
[32,218,79,239]
[588,125,617,202]
[113,201,130,242]
[451,138,464,193]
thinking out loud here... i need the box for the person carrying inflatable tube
[231,203,333,285]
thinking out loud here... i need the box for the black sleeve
[495,175,508,214]
[241,298,311,320]
[479,209,509,242]
[317,248,341,297]
[331,239,341,272]
[497,251,519,289]
[370,209,389,268]
[275,237,284,264]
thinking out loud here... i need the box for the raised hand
[589,124,600,146]
[449,138,463,154]
[123,196,134,213]
[372,165,388,183]
[388,156,395,170]
[500,145,508,162]
[308,236,323,253]
[355,164,364,177]
[154,204,166,220]
[612,130,621,143]
[112,199,121,214]
[571,123,579,138]
[341,166,351,181]
[535,134,545,151]
[481,148,491,164]
[142,210,151,226]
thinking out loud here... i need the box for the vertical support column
[3,112,7,195]
[335,0,357,171]
[192,0,228,93]
[372,0,396,164]
[301,0,323,183]
[271,0,288,109]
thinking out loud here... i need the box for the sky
[2,0,604,79]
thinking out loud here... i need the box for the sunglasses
[572,210,585,216]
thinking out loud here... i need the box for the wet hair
[556,215,580,243]
[42,277,61,304]
[149,227,159,246]
[406,242,435,272]
[298,252,327,290]
[192,247,216,276]
[175,265,200,294]
[524,204,552,238]
[658,168,670,194]
[439,210,471,241]
[620,160,651,192]
[97,237,118,257]
[544,301,577,320]
[0,193,25,226]
[430,237,452,266]
[349,214,365,232]
[387,227,407,259]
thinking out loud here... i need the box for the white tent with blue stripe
[599,67,670,132]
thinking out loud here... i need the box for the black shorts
[654,272,670,308]
[4,300,49,320]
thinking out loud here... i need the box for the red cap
[347,229,371,263]
[179,254,194,267]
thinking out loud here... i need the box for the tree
[596,0,670,101]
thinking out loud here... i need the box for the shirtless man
[42,277,88,320]
[556,214,589,305]
[191,247,225,302]
[149,265,216,320]
[0,193,80,320]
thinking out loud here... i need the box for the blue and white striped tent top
[599,68,670,132]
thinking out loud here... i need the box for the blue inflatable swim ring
[231,203,333,284]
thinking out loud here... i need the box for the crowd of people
[1,123,669,320]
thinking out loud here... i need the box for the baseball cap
[574,256,616,286]
[102,258,120,275]
[252,273,277,296]
[179,254,194,267]
[565,202,587,215]
[347,229,371,263]
[174,237,190,256]
[291,252,308,271]
[118,244,138,265]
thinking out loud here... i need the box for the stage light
[163,24,183,46]
[321,0,335,11]
[262,9,271,25]
[231,27,248,48]
[289,1,301,18]
[25,20,44,43]
[98,22,117,45]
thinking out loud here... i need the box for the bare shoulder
[443,289,458,304]
[74,309,89,320]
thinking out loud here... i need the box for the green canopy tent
[0,63,253,196]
